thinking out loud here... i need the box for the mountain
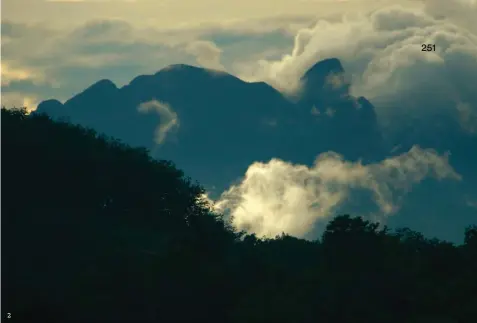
[297,58,383,161]
[36,59,385,193]
[300,58,348,105]
[35,58,477,242]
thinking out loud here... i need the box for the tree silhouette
[2,107,476,323]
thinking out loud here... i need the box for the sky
[2,0,477,240]
[2,0,476,110]
[1,0,420,109]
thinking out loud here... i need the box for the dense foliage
[2,108,476,323]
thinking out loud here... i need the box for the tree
[2,107,475,323]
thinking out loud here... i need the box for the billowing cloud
[233,2,477,134]
[185,40,225,71]
[423,0,477,33]
[137,100,180,145]
[214,146,461,238]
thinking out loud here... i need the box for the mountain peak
[35,99,64,117]
[301,58,345,83]
[299,58,349,106]
[88,79,117,91]
[156,64,234,79]
[158,64,202,74]
[63,78,118,111]
[148,63,244,89]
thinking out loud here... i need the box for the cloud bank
[215,146,461,238]
[233,1,477,133]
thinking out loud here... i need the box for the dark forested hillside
[2,107,477,323]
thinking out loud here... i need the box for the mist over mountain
[35,57,476,242]
[37,59,383,185]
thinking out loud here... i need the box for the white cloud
[214,146,461,238]
[137,100,180,145]
[423,0,477,33]
[232,2,477,132]
[185,40,225,71]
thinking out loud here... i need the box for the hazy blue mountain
[36,59,385,192]
[35,58,476,241]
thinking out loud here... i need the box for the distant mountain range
[35,57,477,242]
[37,58,384,189]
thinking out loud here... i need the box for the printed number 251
[422,44,436,51]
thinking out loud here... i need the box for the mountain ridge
[38,59,349,108]
[32,57,477,243]
[35,58,386,192]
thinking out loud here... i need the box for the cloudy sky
[0,0,458,108]
[3,0,476,108]
[2,0,477,240]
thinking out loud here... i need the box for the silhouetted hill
[3,108,477,323]
[36,58,385,192]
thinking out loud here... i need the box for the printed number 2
[421,44,436,51]
[7,313,12,319]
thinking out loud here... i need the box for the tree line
[2,107,476,323]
